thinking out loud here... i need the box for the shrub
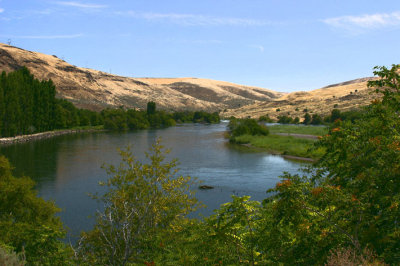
[76,140,199,265]
[228,118,269,139]
[0,245,25,266]
[258,114,273,123]
[277,115,293,124]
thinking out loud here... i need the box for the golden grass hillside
[223,77,380,119]
[0,43,283,112]
[0,43,381,117]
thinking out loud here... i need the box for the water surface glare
[0,122,305,240]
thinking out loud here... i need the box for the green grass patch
[268,124,327,136]
[58,125,105,131]
[233,134,325,159]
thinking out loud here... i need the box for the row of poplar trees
[0,67,104,137]
[0,67,57,137]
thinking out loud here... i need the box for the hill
[224,77,379,119]
[0,43,283,112]
[0,43,380,117]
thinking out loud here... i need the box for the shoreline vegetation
[228,119,327,161]
[0,68,220,140]
[231,134,323,161]
[2,122,321,163]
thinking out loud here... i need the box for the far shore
[0,128,105,146]
[237,142,316,163]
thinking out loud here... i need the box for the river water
[0,122,305,240]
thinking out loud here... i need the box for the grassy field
[267,124,328,136]
[233,134,325,159]
[232,124,328,160]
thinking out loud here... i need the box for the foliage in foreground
[0,245,25,266]
[0,156,72,265]
[76,139,199,265]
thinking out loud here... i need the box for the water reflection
[0,123,305,240]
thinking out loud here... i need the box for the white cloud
[250,44,264,53]
[0,8,4,13]
[34,9,54,15]
[187,39,222,44]
[323,11,400,31]
[1,34,84,39]
[55,1,107,9]
[118,11,270,26]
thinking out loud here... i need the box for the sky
[1,0,400,92]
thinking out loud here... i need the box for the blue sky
[1,0,400,92]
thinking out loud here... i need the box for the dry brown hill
[0,43,284,112]
[0,43,380,117]
[223,77,379,119]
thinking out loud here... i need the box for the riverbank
[228,124,327,161]
[231,133,325,161]
[0,127,105,145]
[236,140,318,162]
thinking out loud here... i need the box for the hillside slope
[0,43,380,117]
[0,43,284,111]
[224,77,379,119]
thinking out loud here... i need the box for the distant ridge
[224,76,379,119]
[321,77,374,89]
[0,43,379,118]
[0,43,284,112]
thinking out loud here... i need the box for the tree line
[0,67,103,137]
[101,103,220,131]
[0,67,57,137]
[0,68,220,138]
[258,109,365,125]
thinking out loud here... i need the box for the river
[0,122,305,241]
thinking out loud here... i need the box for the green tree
[277,115,293,124]
[261,64,400,264]
[0,245,25,266]
[311,114,323,125]
[330,108,341,122]
[228,118,269,138]
[147,101,156,115]
[303,112,311,125]
[258,114,273,123]
[77,139,199,265]
[0,156,71,265]
[205,196,263,265]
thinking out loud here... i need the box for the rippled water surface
[0,122,305,240]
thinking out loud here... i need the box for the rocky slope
[0,43,284,112]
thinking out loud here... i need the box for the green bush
[0,245,25,266]
[277,115,293,124]
[258,114,274,122]
[76,140,199,265]
[0,156,72,265]
[228,118,269,139]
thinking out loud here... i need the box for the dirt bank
[0,129,104,145]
